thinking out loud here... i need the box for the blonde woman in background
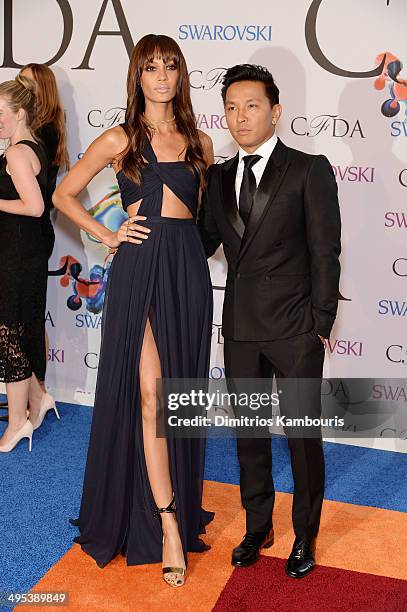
[0,75,58,453]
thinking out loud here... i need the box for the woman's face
[140,55,179,105]
[0,96,21,140]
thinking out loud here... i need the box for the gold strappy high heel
[155,496,186,587]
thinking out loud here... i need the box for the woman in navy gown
[53,35,214,587]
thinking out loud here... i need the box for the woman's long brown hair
[120,34,206,188]
[20,63,69,170]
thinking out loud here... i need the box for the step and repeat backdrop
[0,0,406,449]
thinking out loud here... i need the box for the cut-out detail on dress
[117,139,199,217]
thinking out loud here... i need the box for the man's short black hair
[221,64,279,107]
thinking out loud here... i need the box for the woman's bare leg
[139,318,186,583]
[0,377,30,447]
[27,374,47,425]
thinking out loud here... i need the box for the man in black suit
[198,64,341,578]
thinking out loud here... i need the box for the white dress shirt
[235,133,278,205]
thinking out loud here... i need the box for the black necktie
[238,154,262,225]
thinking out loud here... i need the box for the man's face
[224,80,281,153]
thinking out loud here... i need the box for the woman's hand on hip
[104,215,151,252]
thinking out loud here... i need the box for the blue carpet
[204,435,407,512]
[0,403,89,608]
[0,401,406,609]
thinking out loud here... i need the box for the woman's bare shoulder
[197,129,213,149]
[98,125,128,154]
[4,142,36,166]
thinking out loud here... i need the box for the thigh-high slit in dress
[73,137,214,567]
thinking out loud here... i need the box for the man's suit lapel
[221,153,245,240]
[238,139,291,263]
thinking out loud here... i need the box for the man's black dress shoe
[285,538,316,578]
[231,529,274,567]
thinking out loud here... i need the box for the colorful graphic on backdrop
[49,187,126,313]
[51,255,110,314]
[86,185,127,242]
[374,52,407,117]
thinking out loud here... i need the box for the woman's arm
[197,130,215,209]
[0,145,44,216]
[198,130,215,167]
[196,131,221,256]
[53,127,131,248]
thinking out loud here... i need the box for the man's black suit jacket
[197,138,341,341]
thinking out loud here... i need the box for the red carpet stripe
[213,556,407,612]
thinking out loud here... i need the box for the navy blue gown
[74,138,214,566]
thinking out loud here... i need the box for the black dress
[37,123,59,259]
[0,140,48,383]
[74,138,214,566]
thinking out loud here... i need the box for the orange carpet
[18,481,407,611]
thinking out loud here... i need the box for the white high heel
[0,420,33,453]
[33,393,60,430]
